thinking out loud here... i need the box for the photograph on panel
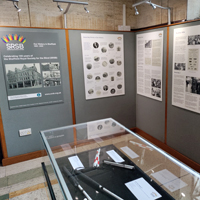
[174,63,186,71]
[145,40,152,48]
[5,63,42,89]
[41,62,60,71]
[41,62,61,87]
[42,70,61,87]
[188,35,200,45]
[186,76,200,94]
[152,78,161,88]
[151,87,161,98]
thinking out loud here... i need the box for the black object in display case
[56,144,175,200]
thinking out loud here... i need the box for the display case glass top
[40,118,200,200]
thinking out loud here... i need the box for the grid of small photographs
[82,34,124,99]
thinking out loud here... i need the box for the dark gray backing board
[68,30,136,129]
[0,28,73,157]
[136,28,167,142]
[168,21,200,165]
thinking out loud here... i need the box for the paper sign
[106,150,125,163]
[125,178,162,200]
[120,146,139,159]
[152,169,187,192]
[68,155,84,170]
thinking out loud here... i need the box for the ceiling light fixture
[57,3,63,11]
[84,6,89,13]
[134,7,139,15]
[13,1,21,12]
[151,3,156,9]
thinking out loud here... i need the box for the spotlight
[84,6,89,13]
[57,3,63,11]
[134,7,139,15]
[13,2,21,12]
[151,3,156,9]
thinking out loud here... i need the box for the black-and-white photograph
[112,122,116,127]
[94,56,100,62]
[93,42,99,48]
[145,40,152,48]
[103,85,108,91]
[109,59,115,64]
[186,76,200,94]
[6,63,42,89]
[188,35,200,45]
[111,88,116,94]
[151,88,161,98]
[95,76,101,81]
[109,42,114,48]
[97,125,103,130]
[117,84,122,89]
[87,74,93,79]
[117,71,122,77]
[117,46,121,51]
[151,78,161,88]
[103,72,108,78]
[101,47,107,53]
[88,89,94,94]
[102,61,107,67]
[174,63,186,71]
[87,63,92,70]
[43,71,61,87]
[117,60,122,66]
[41,62,60,71]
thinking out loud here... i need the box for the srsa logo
[117,37,122,41]
[1,34,26,51]
[158,33,162,37]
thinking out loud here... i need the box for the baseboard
[2,150,45,166]
[133,127,200,173]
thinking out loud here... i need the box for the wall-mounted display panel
[0,31,64,109]
[172,25,200,113]
[137,31,163,101]
[81,33,125,100]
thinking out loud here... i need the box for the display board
[69,30,135,129]
[81,33,125,100]
[167,21,200,165]
[0,28,73,157]
[172,25,200,113]
[0,31,64,109]
[136,31,163,101]
[136,28,167,142]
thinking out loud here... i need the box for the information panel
[172,25,200,113]
[81,33,125,100]
[0,31,64,109]
[137,31,163,101]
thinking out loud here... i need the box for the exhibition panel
[0,28,73,158]
[40,118,200,200]
[135,27,167,142]
[68,30,136,129]
[168,21,200,165]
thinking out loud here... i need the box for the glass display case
[40,118,200,200]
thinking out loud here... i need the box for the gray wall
[0,28,73,157]
[68,30,136,129]
[136,28,167,142]
[167,21,200,164]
